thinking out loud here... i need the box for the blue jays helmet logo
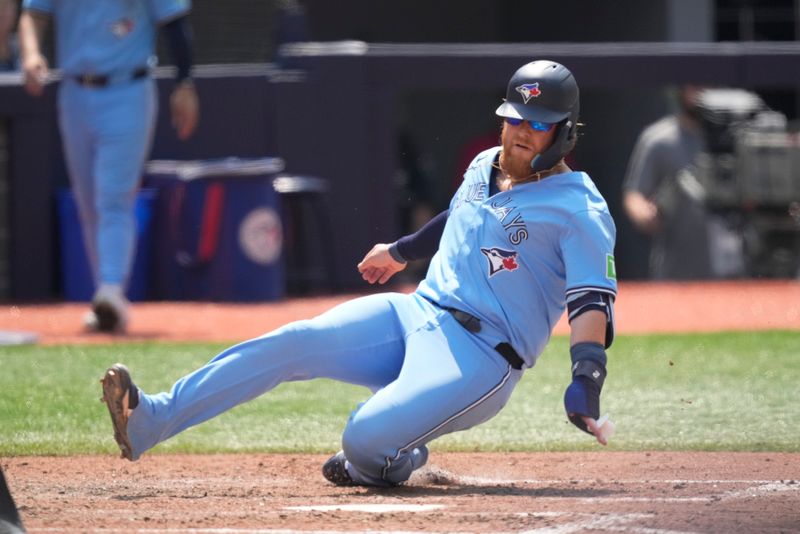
[515,83,541,104]
[110,18,135,38]
[480,247,520,277]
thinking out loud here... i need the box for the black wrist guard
[564,342,607,433]
[570,343,607,391]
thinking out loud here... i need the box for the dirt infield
[4,452,799,533]
[1,280,799,533]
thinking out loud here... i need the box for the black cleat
[322,451,358,486]
[85,285,129,333]
[93,299,123,332]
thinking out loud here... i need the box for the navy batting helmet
[496,60,580,172]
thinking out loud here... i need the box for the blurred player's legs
[92,79,157,290]
[58,81,98,277]
[58,78,157,332]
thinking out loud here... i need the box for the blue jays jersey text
[417,147,617,366]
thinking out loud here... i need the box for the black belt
[73,67,149,88]
[443,307,525,370]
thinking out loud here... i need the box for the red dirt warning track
[1,280,798,345]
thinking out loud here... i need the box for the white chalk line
[718,481,800,501]
[582,496,711,503]
[513,512,699,534]
[418,469,800,502]
[583,480,800,504]
[438,475,797,486]
[27,530,471,534]
[517,513,698,534]
[26,513,695,534]
[24,514,646,534]
[287,503,445,513]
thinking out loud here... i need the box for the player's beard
[499,139,538,182]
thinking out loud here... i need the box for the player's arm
[162,15,199,140]
[622,128,664,235]
[564,292,614,445]
[358,209,449,285]
[18,9,50,97]
[558,205,617,444]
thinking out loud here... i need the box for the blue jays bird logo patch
[481,247,519,277]
[515,83,541,104]
[110,18,135,38]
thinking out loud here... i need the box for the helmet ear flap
[530,119,575,172]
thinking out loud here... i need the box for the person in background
[18,0,200,332]
[0,0,18,71]
[622,86,715,280]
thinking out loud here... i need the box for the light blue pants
[127,292,523,485]
[58,77,157,289]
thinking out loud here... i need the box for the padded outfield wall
[2,42,800,300]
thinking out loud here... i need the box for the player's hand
[357,243,407,285]
[632,203,659,234]
[170,80,199,140]
[625,193,659,234]
[580,416,607,446]
[564,373,604,439]
[22,53,49,97]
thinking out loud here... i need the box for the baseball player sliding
[101,60,617,487]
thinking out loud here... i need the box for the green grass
[0,331,798,456]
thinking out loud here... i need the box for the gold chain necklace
[492,157,548,190]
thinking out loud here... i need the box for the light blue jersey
[418,147,617,365]
[23,0,190,75]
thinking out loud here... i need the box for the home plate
[287,504,445,513]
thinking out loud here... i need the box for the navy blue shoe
[322,451,358,486]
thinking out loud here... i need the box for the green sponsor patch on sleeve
[606,254,617,280]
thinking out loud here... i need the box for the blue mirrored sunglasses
[504,117,554,132]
